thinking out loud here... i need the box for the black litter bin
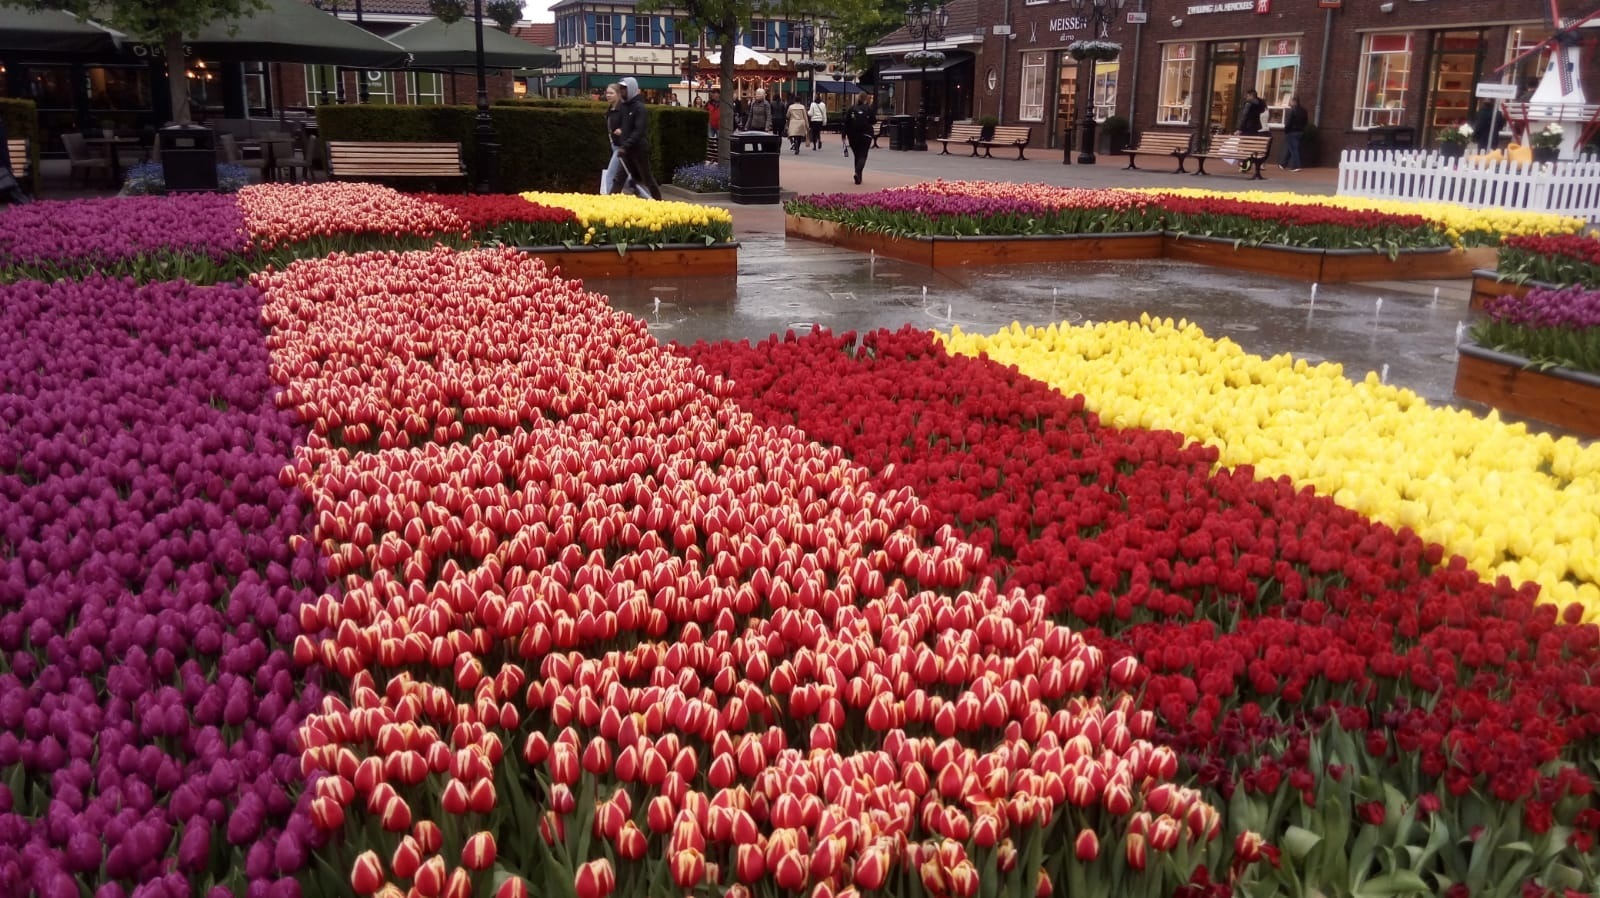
[729,131,781,205]
[159,125,218,193]
[889,115,915,151]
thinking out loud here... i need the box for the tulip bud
[413,820,443,854]
[773,849,808,891]
[349,851,384,895]
[461,831,496,870]
[391,836,423,880]
[495,878,530,898]
[1034,869,1053,898]
[1124,832,1147,871]
[380,795,412,833]
[1074,828,1099,862]
[853,844,891,891]
[734,843,766,883]
[575,858,616,898]
[309,796,345,831]
[647,795,675,833]
[444,867,473,898]
[615,821,648,860]
[467,778,496,814]
[670,848,706,889]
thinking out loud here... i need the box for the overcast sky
[523,0,556,23]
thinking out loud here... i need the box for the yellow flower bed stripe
[519,191,732,238]
[1125,187,1586,247]
[942,317,1600,615]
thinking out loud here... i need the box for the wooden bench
[4,138,28,182]
[326,141,466,187]
[1122,131,1193,173]
[976,125,1032,160]
[936,122,984,156]
[1191,133,1273,180]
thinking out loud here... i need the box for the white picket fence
[1336,149,1600,224]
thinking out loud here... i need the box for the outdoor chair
[60,132,111,186]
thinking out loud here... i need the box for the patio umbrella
[0,6,122,56]
[183,0,409,68]
[389,17,559,71]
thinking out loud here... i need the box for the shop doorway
[1049,54,1078,151]
[1204,41,1243,140]
[1424,30,1485,144]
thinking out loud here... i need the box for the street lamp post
[904,3,948,152]
[800,20,829,101]
[1071,0,1124,164]
[356,0,369,104]
[473,0,499,193]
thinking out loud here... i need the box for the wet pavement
[586,151,1482,413]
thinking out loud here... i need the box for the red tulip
[440,779,469,815]
[391,835,423,879]
[1125,832,1147,871]
[467,778,496,813]
[670,848,706,889]
[461,831,496,870]
[1035,869,1053,898]
[853,844,892,891]
[1074,828,1099,862]
[495,878,529,898]
[647,795,675,833]
[615,821,647,860]
[380,795,413,832]
[350,851,385,895]
[773,848,808,891]
[575,858,616,898]
[414,820,443,854]
[444,867,473,898]
[309,795,346,831]
[734,843,766,883]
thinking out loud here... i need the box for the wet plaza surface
[586,232,1474,409]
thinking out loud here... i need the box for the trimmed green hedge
[1,98,41,194]
[316,103,707,192]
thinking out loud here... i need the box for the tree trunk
[165,31,190,125]
[718,30,735,167]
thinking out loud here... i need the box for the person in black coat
[617,77,662,200]
[844,95,875,185]
[1279,96,1308,171]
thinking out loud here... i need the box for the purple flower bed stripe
[0,277,322,898]
[0,195,249,279]
[797,188,1052,218]
[1483,285,1600,330]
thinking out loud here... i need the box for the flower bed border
[785,214,1496,282]
[1467,270,1563,311]
[1453,341,1600,437]
[516,241,738,278]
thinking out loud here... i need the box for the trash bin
[159,125,218,193]
[889,115,915,151]
[728,130,781,205]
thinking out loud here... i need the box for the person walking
[1235,88,1267,173]
[808,95,827,150]
[708,89,721,139]
[786,96,809,154]
[617,77,662,200]
[744,88,771,134]
[600,82,633,195]
[844,95,874,185]
[1279,96,1307,171]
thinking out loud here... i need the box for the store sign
[1475,82,1518,99]
[1126,11,1148,23]
[1317,0,1342,7]
[1255,0,1271,11]
[1185,1,1255,13]
[1047,16,1087,32]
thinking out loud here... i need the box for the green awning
[390,17,560,71]
[0,7,121,56]
[546,72,615,89]
[182,0,409,68]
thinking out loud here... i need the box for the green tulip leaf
[1284,825,1324,860]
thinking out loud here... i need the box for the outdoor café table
[84,135,141,188]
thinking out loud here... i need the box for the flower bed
[936,317,1600,612]
[0,194,252,283]
[1496,234,1600,289]
[0,276,326,897]
[681,325,1600,897]
[518,192,734,246]
[262,248,1220,898]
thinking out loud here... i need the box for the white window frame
[595,14,612,43]
[750,21,768,49]
[1019,51,1047,121]
[1354,32,1412,130]
[360,70,396,105]
[305,64,338,106]
[1157,44,1194,125]
[633,16,650,45]
[1092,61,1118,122]
[407,71,445,105]
[1256,37,1300,128]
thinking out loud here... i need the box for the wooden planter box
[518,243,738,279]
[1454,343,1600,437]
[787,215,1489,282]
[1469,271,1542,311]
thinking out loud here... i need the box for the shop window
[1354,33,1412,129]
[1503,26,1550,97]
[1426,31,1482,138]
[1256,37,1299,128]
[187,59,224,120]
[1019,52,1047,121]
[363,70,397,105]
[1092,62,1118,122]
[1157,43,1194,125]
[408,72,445,105]
[305,65,337,106]
[242,62,271,117]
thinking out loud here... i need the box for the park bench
[326,141,466,188]
[1191,133,1273,180]
[975,125,1032,160]
[4,138,29,183]
[935,122,984,156]
[1122,130,1193,173]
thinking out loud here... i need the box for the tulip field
[4,185,1600,898]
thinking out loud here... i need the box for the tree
[0,0,268,124]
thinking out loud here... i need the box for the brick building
[871,0,1595,162]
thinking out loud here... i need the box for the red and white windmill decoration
[1493,0,1600,157]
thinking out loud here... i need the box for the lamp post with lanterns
[904,3,948,151]
[1069,0,1124,164]
[472,0,499,192]
[799,19,830,101]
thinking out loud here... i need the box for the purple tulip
[177,820,210,873]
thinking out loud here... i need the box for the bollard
[1061,125,1074,165]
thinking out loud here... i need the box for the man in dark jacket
[1234,88,1267,172]
[844,95,874,185]
[1279,96,1308,171]
[617,77,662,200]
